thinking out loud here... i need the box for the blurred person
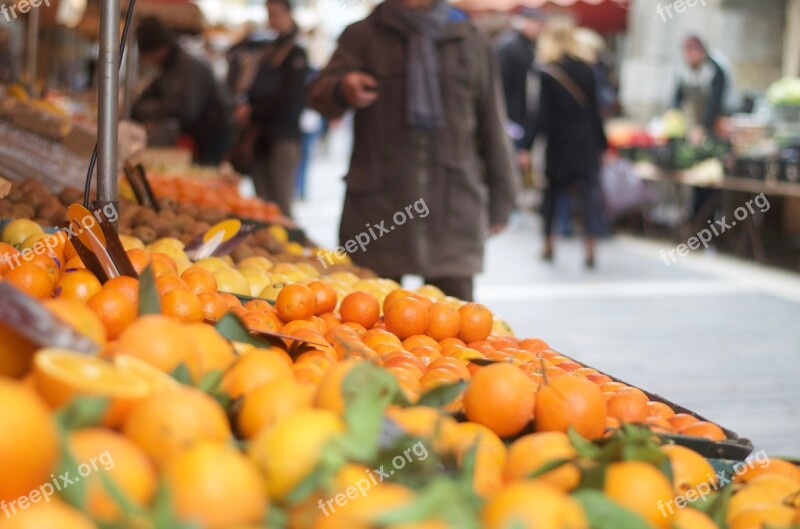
[132,17,232,166]
[236,0,308,218]
[574,28,617,119]
[308,0,516,301]
[529,17,607,268]
[673,35,731,221]
[496,7,547,176]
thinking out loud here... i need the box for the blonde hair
[536,16,582,64]
[573,28,605,63]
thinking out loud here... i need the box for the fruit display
[2,221,799,529]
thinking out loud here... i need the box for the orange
[383,288,415,313]
[220,348,294,399]
[244,298,276,313]
[0,323,38,378]
[242,311,282,333]
[87,287,138,340]
[482,481,589,529]
[0,499,98,529]
[181,266,218,295]
[464,362,534,438]
[4,262,54,298]
[314,359,361,414]
[32,348,151,427]
[164,443,267,528]
[668,413,701,431]
[68,428,157,522]
[308,280,338,315]
[126,248,150,275]
[198,291,228,321]
[680,421,726,441]
[313,483,415,529]
[535,374,607,440]
[122,386,232,468]
[161,288,204,324]
[219,292,243,308]
[385,405,457,439]
[149,252,178,277]
[746,474,800,504]
[424,302,461,341]
[604,461,675,529]
[44,298,107,349]
[739,457,800,484]
[275,283,317,322]
[403,334,441,351]
[728,504,797,529]
[186,322,237,378]
[237,378,313,439]
[0,242,21,276]
[113,355,181,393]
[340,291,381,329]
[672,508,719,529]
[647,401,676,419]
[726,486,777,523]
[504,432,580,491]
[661,444,716,494]
[457,303,493,343]
[0,379,59,502]
[156,274,188,296]
[435,422,506,497]
[606,389,650,423]
[64,255,86,270]
[112,315,198,375]
[248,409,345,500]
[385,297,429,340]
[54,268,102,302]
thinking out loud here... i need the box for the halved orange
[114,355,181,393]
[33,349,151,427]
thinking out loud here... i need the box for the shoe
[585,255,596,269]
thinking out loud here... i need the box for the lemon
[213,268,250,297]
[2,219,44,248]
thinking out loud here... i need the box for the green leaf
[573,490,654,529]
[376,478,481,529]
[527,458,573,480]
[266,503,288,529]
[417,381,467,408]
[197,369,224,393]
[53,426,89,510]
[99,472,146,518]
[214,313,270,348]
[338,363,399,462]
[170,363,193,385]
[150,481,202,529]
[468,358,500,367]
[55,396,110,431]
[694,482,734,527]
[138,265,161,316]
[568,426,603,459]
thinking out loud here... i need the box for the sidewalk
[293,129,800,456]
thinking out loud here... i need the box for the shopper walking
[236,0,308,218]
[308,0,516,301]
[132,17,232,166]
[528,17,607,268]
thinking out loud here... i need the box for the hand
[234,104,251,126]
[341,72,379,109]
[490,224,506,236]
[517,150,532,171]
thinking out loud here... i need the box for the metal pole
[25,3,39,96]
[96,0,121,220]
[122,17,137,119]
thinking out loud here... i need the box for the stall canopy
[454,0,629,33]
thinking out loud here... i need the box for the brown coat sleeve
[475,33,518,227]
[307,24,364,119]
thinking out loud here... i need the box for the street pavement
[287,128,800,457]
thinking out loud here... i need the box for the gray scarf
[377,0,449,130]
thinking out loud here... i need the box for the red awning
[454,0,630,33]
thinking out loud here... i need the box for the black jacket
[496,29,536,148]
[674,56,727,132]
[247,35,309,155]
[132,44,232,165]
[529,56,607,179]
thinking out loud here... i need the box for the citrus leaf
[573,490,654,529]
[54,426,89,510]
[100,472,146,518]
[468,358,500,367]
[55,396,110,431]
[214,313,269,348]
[376,478,480,529]
[150,481,202,529]
[694,482,733,527]
[138,265,161,316]
[417,380,467,408]
[197,369,224,393]
[170,363,193,385]
[526,458,573,480]
[568,426,603,460]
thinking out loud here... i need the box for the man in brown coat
[308,0,516,301]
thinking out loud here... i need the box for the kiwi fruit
[133,208,157,227]
[231,244,255,262]
[133,226,157,244]
[198,207,226,225]
[12,203,35,220]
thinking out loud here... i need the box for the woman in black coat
[524,17,607,268]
